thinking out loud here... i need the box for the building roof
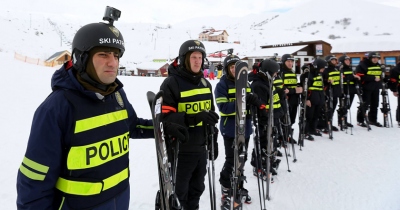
[330,37,400,53]
[243,45,308,58]
[46,50,70,62]
[136,62,168,71]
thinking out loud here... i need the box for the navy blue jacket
[214,75,252,138]
[16,62,154,210]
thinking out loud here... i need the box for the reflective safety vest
[343,70,355,85]
[282,72,298,89]
[266,86,282,109]
[309,75,323,91]
[216,87,251,117]
[328,70,340,85]
[367,66,382,79]
[55,90,130,209]
[273,76,284,89]
[176,77,213,127]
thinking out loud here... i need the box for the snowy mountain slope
[1,51,400,209]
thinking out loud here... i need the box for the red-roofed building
[199,28,229,43]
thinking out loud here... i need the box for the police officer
[320,55,340,132]
[16,15,187,209]
[160,40,219,210]
[279,54,303,142]
[338,55,361,128]
[250,59,284,178]
[356,52,383,127]
[301,58,327,139]
[389,55,400,126]
[214,55,263,208]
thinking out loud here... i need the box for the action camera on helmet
[103,6,121,25]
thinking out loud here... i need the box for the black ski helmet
[325,55,337,62]
[281,54,295,63]
[223,55,240,75]
[338,55,350,65]
[313,58,327,70]
[72,22,125,72]
[368,52,381,59]
[178,40,206,67]
[260,59,280,76]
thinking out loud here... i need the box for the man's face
[229,64,235,78]
[371,57,379,64]
[190,51,203,73]
[92,51,119,84]
[344,59,351,66]
[330,58,338,65]
[285,60,294,69]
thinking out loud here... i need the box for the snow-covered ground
[1,52,399,210]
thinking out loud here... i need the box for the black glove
[208,127,219,160]
[193,110,219,126]
[163,122,189,144]
[246,93,263,108]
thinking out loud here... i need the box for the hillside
[1,0,399,70]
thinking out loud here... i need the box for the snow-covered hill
[1,0,399,68]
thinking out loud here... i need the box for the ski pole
[346,80,353,135]
[209,125,217,210]
[204,124,216,210]
[277,121,291,172]
[252,106,267,210]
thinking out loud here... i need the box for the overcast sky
[4,0,400,25]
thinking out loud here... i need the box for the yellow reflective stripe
[343,71,353,75]
[220,110,250,117]
[58,197,65,210]
[216,97,229,103]
[74,110,128,133]
[220,113,235,117]
[181,88,211,98]
[309,87,323,90]
[55,168,129,196]
[177,100,212,114]
[67,132,129,170]
[266,104,281,109]
[367,70,381,76]
[56,178,102,196]
[283,78,297,85]
[19,164,46,181]
[136,125,153,129]
[22,156,49,174]
[228,88,251,94]
[103,168,129,191]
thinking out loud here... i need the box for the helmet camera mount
[103,6,121,26]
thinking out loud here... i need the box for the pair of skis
[380,71,393,128]
[147,91,181,210]
[148,91,219,210]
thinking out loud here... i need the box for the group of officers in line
[15,11,400,210]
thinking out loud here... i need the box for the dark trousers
[305,104,322,134]
[357,89,380,123]
[288,96,299,125]
[175,152,207,210]
[397,95,400,122]
[219,136,249,188]
[337,94,355,124]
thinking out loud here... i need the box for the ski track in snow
[1,52,399,210]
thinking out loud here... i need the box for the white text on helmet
[99,38,125,46]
